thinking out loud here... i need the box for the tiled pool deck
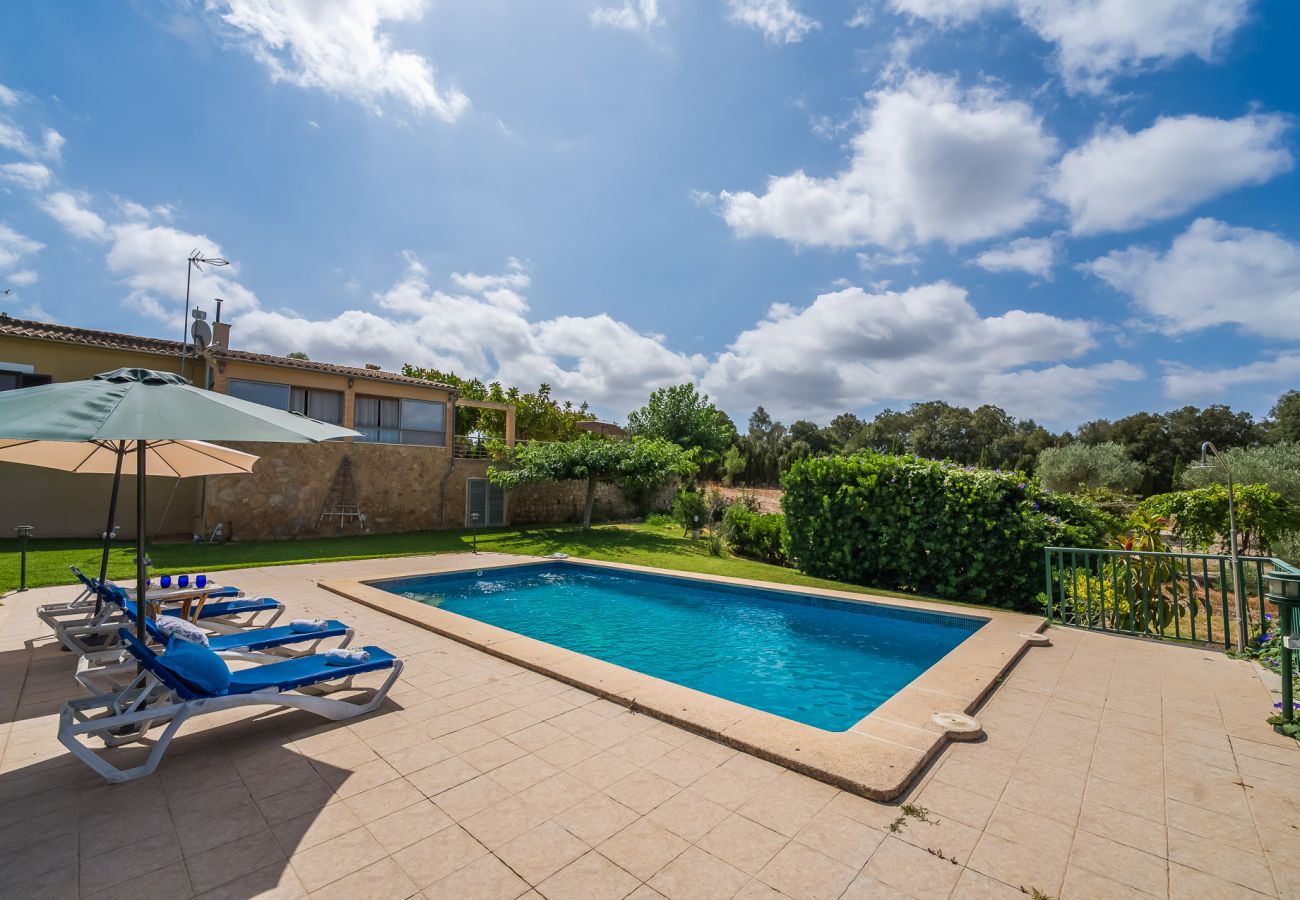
[0,553,1296,899]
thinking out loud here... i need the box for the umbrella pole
[94,444,125,615]
[135,439,148,640]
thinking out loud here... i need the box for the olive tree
[1035,442,1142,494]
[488,436,694,529]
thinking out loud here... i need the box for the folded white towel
[324,648,370,666]
[290,618,329,633]
[155,615,209,646]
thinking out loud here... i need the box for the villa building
[0,312,653,541]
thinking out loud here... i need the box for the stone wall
[200,442,672,541]
[508,479,675,525]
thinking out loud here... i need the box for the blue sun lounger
[43,572,283,655]
[75,614,356,694]
[60,628,402,783]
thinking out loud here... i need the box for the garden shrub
[671,488,709,534]
[722,505,787,564]
[1139,483,1300,555]
[781,453,1111,610]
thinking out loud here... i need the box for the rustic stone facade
[200,442,673,541]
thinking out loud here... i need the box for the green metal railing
[1043,546,1300,649]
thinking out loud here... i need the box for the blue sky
[1,0,1297,430]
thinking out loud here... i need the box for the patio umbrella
[0,438,261,606]
[0,368,358,637]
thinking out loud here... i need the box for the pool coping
[320,555,1047,801]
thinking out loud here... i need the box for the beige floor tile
[537,850,641,900]
[1069,830,1169,897]
[1062,864,1162,900]
[365,800,454,854]
[82,860,194,900]
[648,789,730,842]
[434,774,514,821]
[391,824,487,888]
[289,826,389,893]
[516,771,595,817]
[966,833,1065,897]
[913,776,998,830]
[187,829,288,895]
[737,789,827,839]
[698,814,789,877]
[839,871,911,899]
[421,853,528,900]
[861,836,964,900]
[343,775,426,824]
[756,841,855,900]
[190,860,307,899]
[649,846,750,900]
[407,756,482,798]
[461,796,548,850]
[1078,798,1168,858]
[307,857,418,900]
[950,867,1029,899]
[274,802,367,856]
[599,818,690,882]
[496,821,589,885]
[553,792,641,846]
[792,809,884,869]
[1168,862,1272,899]
[1167,828,1274,895]
[567,750,639,790]
[488,754,562,794]
[606,770,681,815]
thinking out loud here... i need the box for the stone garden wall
[200,442,672,541]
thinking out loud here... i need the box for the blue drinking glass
[178,575,190,588]
[195,575,207,588]
[160,575,172,589]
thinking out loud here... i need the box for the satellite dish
[191,317,213,351]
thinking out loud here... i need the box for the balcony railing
[1044,546,1300,649]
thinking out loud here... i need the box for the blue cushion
[156,637,231,696]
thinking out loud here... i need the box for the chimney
[212,298,230,349]
[212,320,231,349]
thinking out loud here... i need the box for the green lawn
[0,521,967,609]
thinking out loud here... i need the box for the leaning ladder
[320,457,363,526]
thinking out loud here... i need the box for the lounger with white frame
[60,629,402,783]
[75,616,356,694]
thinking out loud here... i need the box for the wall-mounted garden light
[1264,569,1300,729]
[15,524,33,592]
[1190,441,1245,651]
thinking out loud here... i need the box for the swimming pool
[374,562,985,731]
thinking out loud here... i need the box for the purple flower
[1261,634,1273,643]
[1274,701,1300,710]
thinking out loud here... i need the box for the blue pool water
[375,563,985,731]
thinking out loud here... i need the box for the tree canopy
[625,383,734,464]
[488,436,693,529]
[1035,442,1143,494]
[402,365,594,441]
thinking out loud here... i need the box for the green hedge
[722,505,787,564]
[782,453,1111,610]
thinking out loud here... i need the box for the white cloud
[212,0,470,121]
[0,161,52,191]
[726,0,819,44]
[105,221,261,322]
[699,280,1140,424]
[1083,218,1300,338]
[6,269,38,287]
[235,254,703,414]
[0,224,44,271]
[0,122,63,162]
[1052,114,1292,235]
[972,236,1058,278]
[893,0,1253,92]
[1164,354,1300,402]
[715,73,1056,249]
[0,84,18,107]
[590,0,663,31]
[40,191,109,241]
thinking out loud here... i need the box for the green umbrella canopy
[0,368,358,442]
[0,368,359,639]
